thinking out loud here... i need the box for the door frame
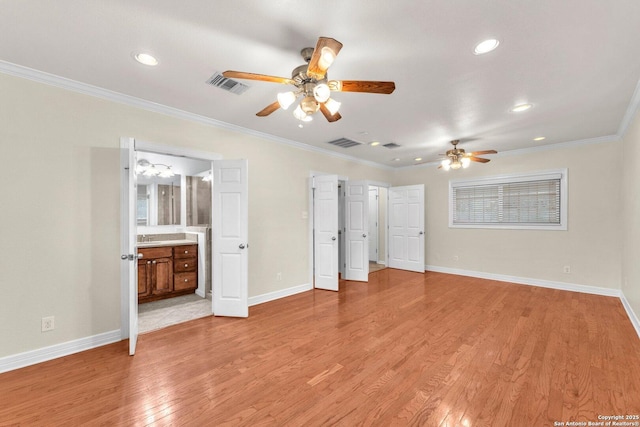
[120,138,223,341]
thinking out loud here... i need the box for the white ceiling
[2,1,640,168]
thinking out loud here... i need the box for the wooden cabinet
[173,245,198,292]
[137,244,197,303]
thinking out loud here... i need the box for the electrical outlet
[563,265,571,274]
[277,272,282,281]
[41,316,55,332]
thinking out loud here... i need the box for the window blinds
[451,176,561,226]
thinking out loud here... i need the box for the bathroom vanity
[137,241,198,303]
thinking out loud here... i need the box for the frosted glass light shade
[461,157,471,168]
[313,84,330,103]
[324,98,341,115]
[441,159,451,171]
[277,91,296,110]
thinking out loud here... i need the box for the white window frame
[448,169,568,230]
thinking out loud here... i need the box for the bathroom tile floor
[138,293,212,334]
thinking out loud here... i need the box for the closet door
[388,184,425,272]
[344,181,369,281]
[314,175,339,291]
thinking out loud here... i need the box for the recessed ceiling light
[511,103,532,112]
[370,141,381,147]
[414,157,422,162]
[393,158,400,161]
[474,39,500,55]
[134,53,158,66]
[533,136,546,141]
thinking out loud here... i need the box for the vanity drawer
[174,257,197,273]
[174,272,197,290]
[138,246,172,259]
[174,244,198,259]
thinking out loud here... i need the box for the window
[449,169,567,230]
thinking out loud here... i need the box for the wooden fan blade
[469,149,497,156]
[469,156,490,163]
[328,80,396,94]
[256,101,280,117]
[222,70,294,85]
[319,103,342,122]
[307,37,343,80]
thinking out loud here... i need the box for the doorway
[310,174,391,289]
[121,138,249,355]
[135,150,213,333]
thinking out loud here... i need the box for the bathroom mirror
[137,175,182,226]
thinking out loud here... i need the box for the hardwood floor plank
[1,270,640,426]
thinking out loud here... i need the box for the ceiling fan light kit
[223,37,395,123]
[438,140,497,171]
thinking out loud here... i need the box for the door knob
[331,236,336,241]
[362,234,367,238]
[239,243,246,249]
[419,231,424,235]
[121,254,128,260]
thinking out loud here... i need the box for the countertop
[137,239,196,248]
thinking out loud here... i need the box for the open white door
[388,184,425,273]
[314,175,339,291]
[212,159,248,317]
[345,181,369,281]
[120,138,138,355]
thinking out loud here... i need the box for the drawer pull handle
[184,250,188,254]
[152,260,156,264]
[184,279,188,282]
[147,261,151,264]
[184,264,188,268]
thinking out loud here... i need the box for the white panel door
[368,187,378,262]
[388,184,425,273]
[120,138,138,355]
[345,181,369,282]
[314,175,339,291]
[212,159,248,317]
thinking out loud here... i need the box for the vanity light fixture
[136,159,175,178]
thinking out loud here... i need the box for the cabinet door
[152,257,174,295]
[137,260,151,298]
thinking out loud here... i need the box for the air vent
[206,72,250,95]
[326,137,362,149]
[383,142,401,149]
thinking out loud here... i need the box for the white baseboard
[620,291,640,340]
[425,265,621,297]
[249,283,313,307]
[376,260,386,265]
[0,329,121,374]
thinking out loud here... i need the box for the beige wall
[622,108,640,320]
[1,69,636,361]
[0,73,391,358]
[393,139,623,289]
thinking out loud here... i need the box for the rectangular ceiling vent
[206,72,250,95]
[383,142,401,149]
[326,137,362,149]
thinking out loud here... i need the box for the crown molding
[618,77,640,138]
[0,60,392,171]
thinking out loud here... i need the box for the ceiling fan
[222,37,396,123]
[439,140,497,170]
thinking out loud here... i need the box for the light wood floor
[2,270,640,426]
